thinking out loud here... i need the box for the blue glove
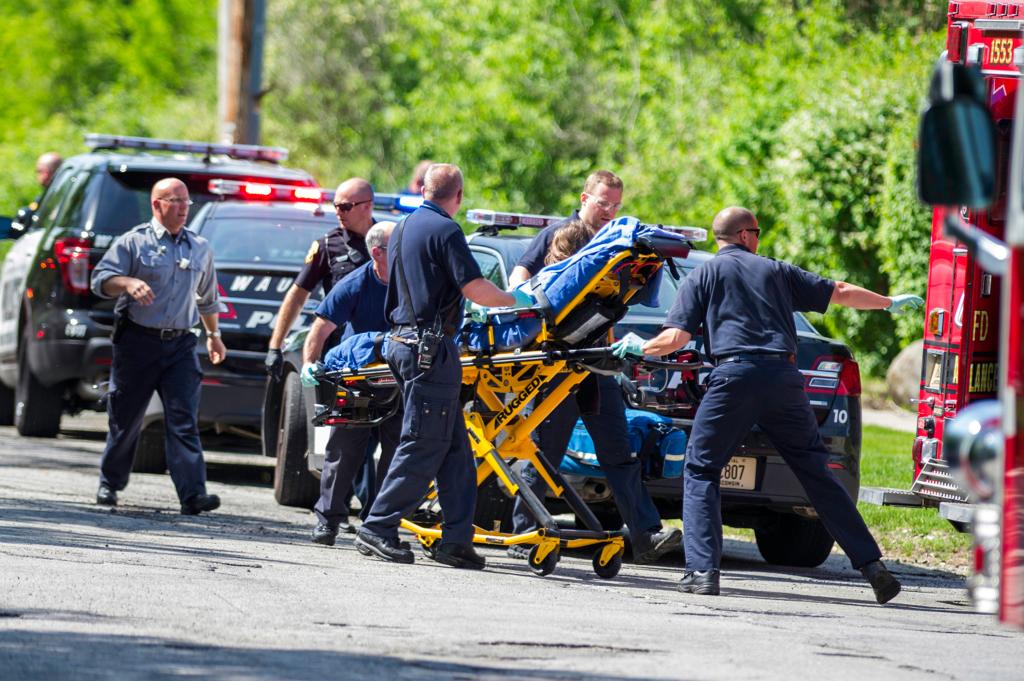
[510,289,535,309]
[300,362,319,387]
[469,302,490,323]
[886,294,924,314]
[611,337,645,358]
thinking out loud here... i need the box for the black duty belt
[126,319,192,340]
[715,352,795,366]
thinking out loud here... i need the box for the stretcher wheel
[527,545,558,576]
[592,549,622,580]
[418,540,438,559]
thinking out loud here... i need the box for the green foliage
[1,0,945,375]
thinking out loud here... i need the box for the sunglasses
[741,228,761,237]
[333,199,372,212]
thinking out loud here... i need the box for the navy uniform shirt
[314,261,388,341]
[385,200,482,332]
[515,209,581,276]
[92,220,220,330]
[664,244,834,358]
[294,226,370,297]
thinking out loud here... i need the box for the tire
[754,511,836,568]
[132,423,168,474]
[273,372,319,508]
[0,382,14,426]
[14,331,63,437]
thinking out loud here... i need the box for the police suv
[0,135,316,440]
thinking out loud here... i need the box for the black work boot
[354,530,415,564]
[677,569,721,596]
[633,527,683,564]
[311,522,339,546]
[96,484,118,507]
[433,543,486,570]
[180,494,221,516]
[860,560,901,604]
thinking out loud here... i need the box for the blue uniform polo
[384,200,482,331]
[315,261,388,340]
[515,210,581,276]
[664,244,834,358]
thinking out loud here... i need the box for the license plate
[720,456,757,490]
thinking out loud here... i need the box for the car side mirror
[917,61,997,208]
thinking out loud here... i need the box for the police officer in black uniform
[15,152,62,229]
[92,178,227,514]
[614,206,923,602]
[354,163,530,568]
[507,170,682,564]
[266,177,376,528]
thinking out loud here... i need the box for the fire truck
[903,1,1024,629]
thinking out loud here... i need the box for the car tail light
[947,22,968,64]
[912,436,924,467]
[53,237,92,295]
[216,283,237,320]
[806,356,860,396]
[838,358,861,396]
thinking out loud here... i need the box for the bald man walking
[91,178,227,514]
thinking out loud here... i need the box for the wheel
[527,544,559,576]
[273,371,319,508]
[0,382,14,426]
[132,423,168,473]
[754,511,835,567]
[419,539,438,559]
[14,330,63,437]
[592,548,623,579]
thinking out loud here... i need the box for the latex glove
[300,362,320,387]
[611,335,645,358]
[265,348,283,380]
[469,302,490,323]
[510,289,535,309]
[886,294,924,315]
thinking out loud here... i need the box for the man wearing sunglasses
[613,206,923,602]
[266,177,377,531]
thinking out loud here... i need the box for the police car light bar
[373,193,423,213]
[85,133,289,164]
[466,209,563,229]
[208,179,331,203]
[653,224,708,241]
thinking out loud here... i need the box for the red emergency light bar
[84,133,289,163]
[208,179,333,203]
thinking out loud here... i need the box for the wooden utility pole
[218,0,266,145]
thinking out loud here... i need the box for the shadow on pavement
[0,629,671,681]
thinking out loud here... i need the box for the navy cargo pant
[511,373,662,537]
[360,335,476,545]
[315,414,401,526]
[99,327,207,503]
[683,358,882,571]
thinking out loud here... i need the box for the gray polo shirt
[91,220,220,330]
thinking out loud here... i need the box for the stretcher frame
[315,235,699,578]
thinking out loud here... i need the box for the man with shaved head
[266,176,377,529]
[614,205,923,603]
[91,177,226,514]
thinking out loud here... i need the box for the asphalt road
[1,414,1021,681]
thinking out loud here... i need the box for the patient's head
[545,219,593,266]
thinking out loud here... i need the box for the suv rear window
[199,216,335,265]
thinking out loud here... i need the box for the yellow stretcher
[313,228,700,578]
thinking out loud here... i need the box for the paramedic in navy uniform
[506,170,683,564]
[266,177,375,528]
[92,178,227,515]
[614,206,923,602]
[354,163,531,567]
[299,221,399,547]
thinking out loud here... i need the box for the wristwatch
[207,329,222,338]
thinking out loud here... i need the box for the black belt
[126,319,192,340]
[715,352,795,366]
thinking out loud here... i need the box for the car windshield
[199,216,334,265]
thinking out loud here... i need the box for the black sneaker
[506,544,531,560]
[311,522,338,546]
[96,483,117,507]
[677,569,721,595]
[433,543,486,570]
[860,560,901,604]
[354,530,415,564]
[633,527,683,564]
[180,494,221,516]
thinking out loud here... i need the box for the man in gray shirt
[91,178,227,515]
